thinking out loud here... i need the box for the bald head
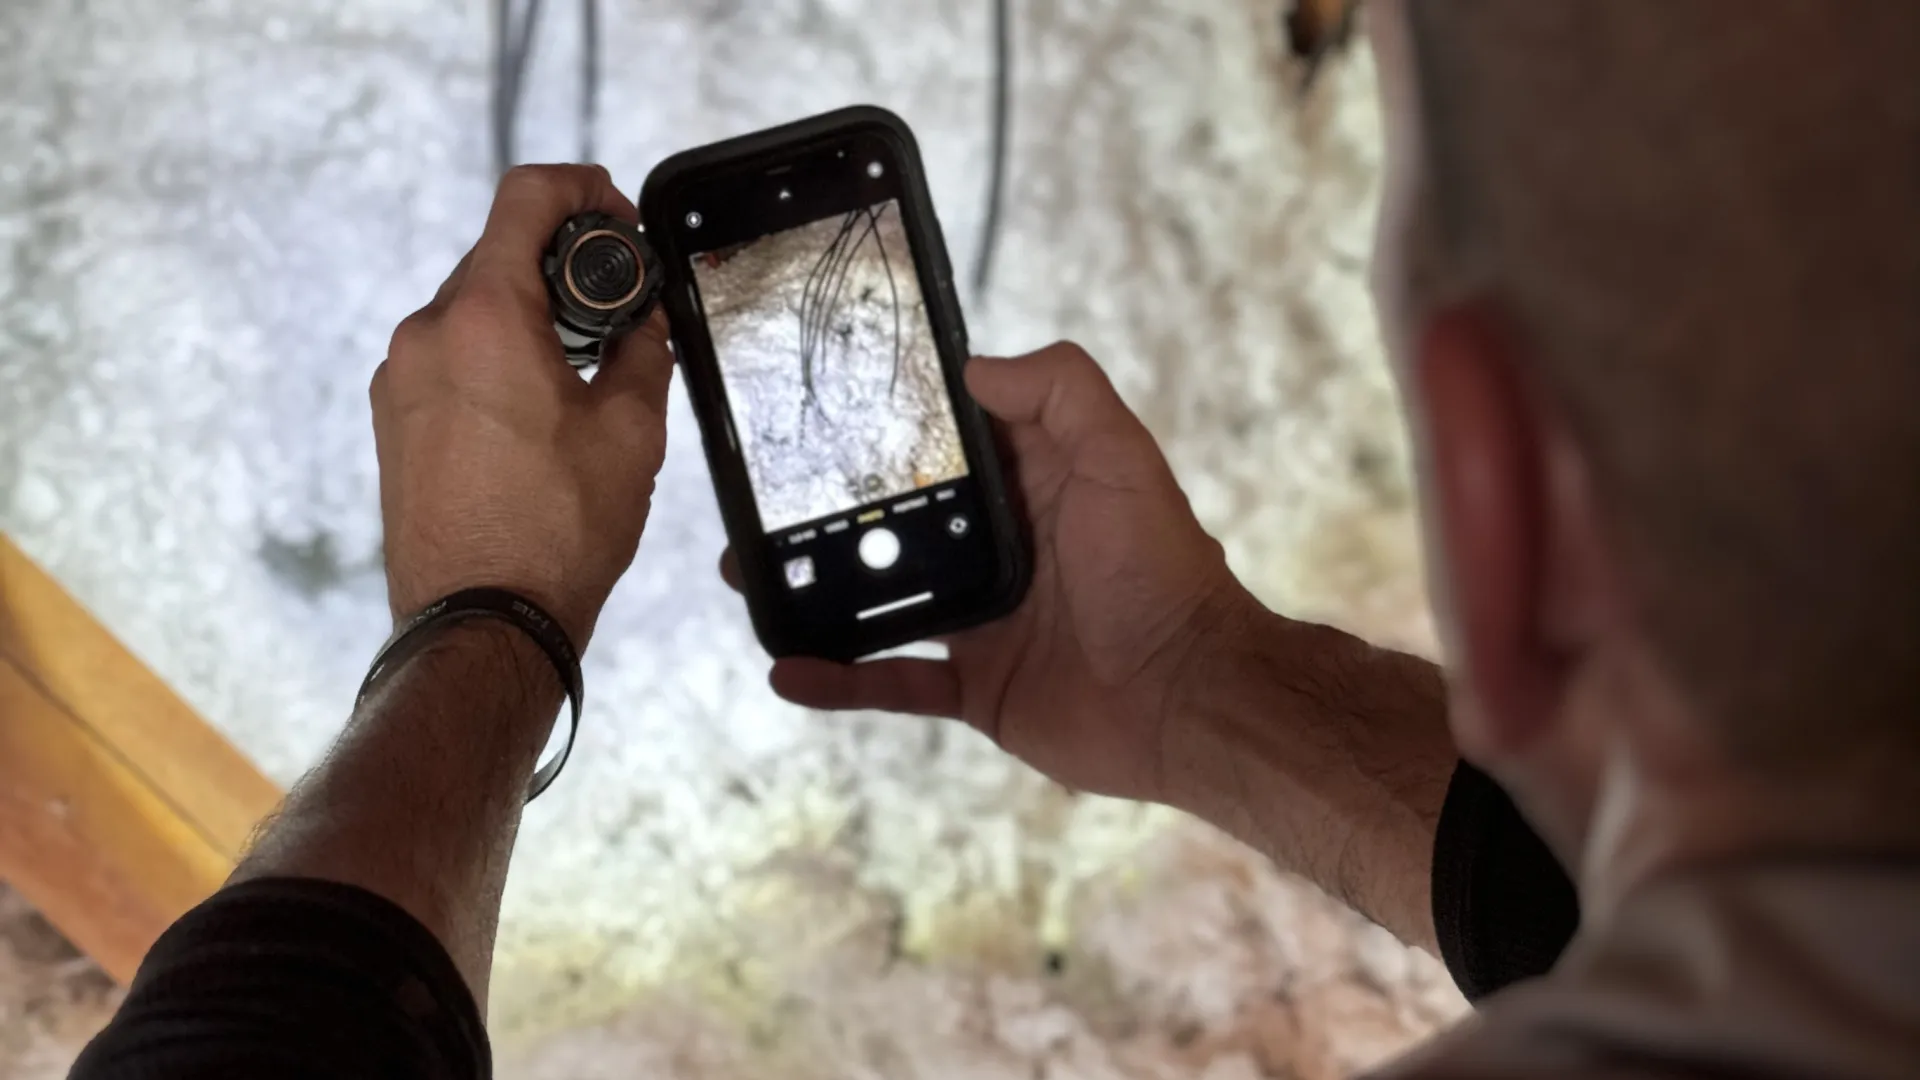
[1404,2,1920,771]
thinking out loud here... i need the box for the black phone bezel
[640,105,1030,660]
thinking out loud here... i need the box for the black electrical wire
[970,0,1011,297]
[491,0,598,177]
[492,0,540,177]
[800,212,878,417]
[818,212,880,364]
[798,214,855,409]
[807,214,864,374]
[796,207,903,422]
[797,212,864,410]
[819,208,891,398]
[868,204,903,394]
[580,0,599,164]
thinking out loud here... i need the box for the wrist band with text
[357,587,583,801]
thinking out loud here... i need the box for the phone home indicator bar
[856,591,935,621]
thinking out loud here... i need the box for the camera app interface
[694,197,990,619]
[694,199,966,533]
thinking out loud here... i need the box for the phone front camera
[685,211,704,229]
[866,161,884,179]
[778,188,792,201]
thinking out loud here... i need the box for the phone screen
[647,115,1025,655]
[691,199,968,539]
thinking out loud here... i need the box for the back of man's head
[1404,1,1919,785]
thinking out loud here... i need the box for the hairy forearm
[233,621,562,1005]
[1165,609,1456,951]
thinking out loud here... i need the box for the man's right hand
[373,165,674,649]
[725,342,1265,806]
[723,341,1456,949]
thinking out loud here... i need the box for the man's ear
[1412,301,1565,762]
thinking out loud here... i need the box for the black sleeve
[1429,762,1581,1002]
[69,877,489,1080]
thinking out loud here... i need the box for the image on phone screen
[645,109,1029,655]
[691,199,966,535]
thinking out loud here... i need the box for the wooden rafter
[0,535,282,983]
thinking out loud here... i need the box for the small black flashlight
[542,212,663,368]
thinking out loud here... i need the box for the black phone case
[640,105,1030,661]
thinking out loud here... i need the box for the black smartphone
[641,106,1029,661]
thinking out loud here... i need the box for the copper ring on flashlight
[562,228,648,312]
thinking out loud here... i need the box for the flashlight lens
[569,234,640,306]
[866,161,884,179]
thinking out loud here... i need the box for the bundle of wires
[489,0,1010,295]
[491,0,598,176]
[796,205,904,421]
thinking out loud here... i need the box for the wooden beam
[0,535,282,983]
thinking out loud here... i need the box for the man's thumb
[964,342,1129,446]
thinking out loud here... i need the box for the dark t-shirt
[69,878,490,1079]
[1431,763,1581,1001]
[69,763,1575,1079]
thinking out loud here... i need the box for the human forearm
[225,165,667,1011]
[233,620,562,1004]
[1165,607,1456,951]
[77,167,666,1076]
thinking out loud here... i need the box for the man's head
[1367,1,1920,894]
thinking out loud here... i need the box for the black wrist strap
[358,588,584,802]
